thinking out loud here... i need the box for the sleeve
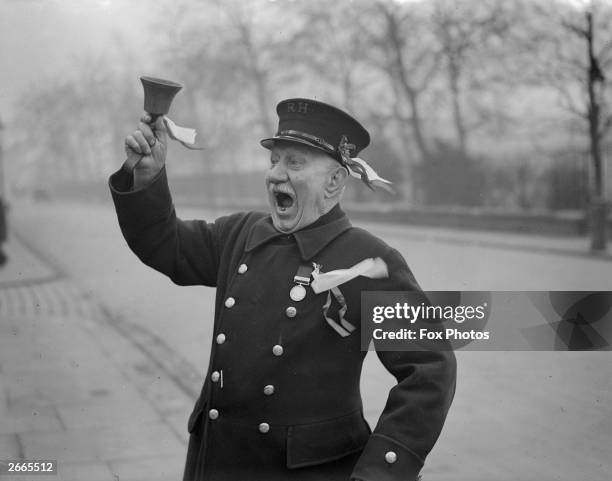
[108,165,230,287]
[350,247,457,481]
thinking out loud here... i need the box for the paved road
[0,236,190,481]
[9,200,612,481]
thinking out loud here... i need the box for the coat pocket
[286,410,371,469]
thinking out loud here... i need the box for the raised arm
[108,114,222,287]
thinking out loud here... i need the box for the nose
[267,161,289,184]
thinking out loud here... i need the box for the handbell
[140,76,182,117]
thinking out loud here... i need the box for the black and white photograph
[0,0,610,480]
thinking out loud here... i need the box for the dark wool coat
[109,167,456,481]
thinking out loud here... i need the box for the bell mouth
[140,76,182,89]
[141,76,183,115]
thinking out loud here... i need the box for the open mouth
[274,191,295,212]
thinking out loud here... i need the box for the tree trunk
[237,22,274,136]
[448,57,468,156]
[384,6,431,162]
[586,11,607,251]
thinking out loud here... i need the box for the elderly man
[109,98,456,481]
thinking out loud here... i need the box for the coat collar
[245,204,352,260]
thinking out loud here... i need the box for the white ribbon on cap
[337,136,393,193]
[162,116,203,150]
[347,157,393,191]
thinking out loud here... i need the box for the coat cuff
[108,166,172,231]
[350,434,423,481]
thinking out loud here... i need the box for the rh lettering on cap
[287,102,309,114]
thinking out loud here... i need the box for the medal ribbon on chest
[290,264,314,302]
[322,287,355,337]
[310,262,355,338]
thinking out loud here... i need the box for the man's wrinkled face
[265,142,336,233]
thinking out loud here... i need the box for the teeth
[273,187,293,197]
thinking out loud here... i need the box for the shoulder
[337,226,399,259]
[325,224,412,272]
[337,226,420,291]
[212,210,267,234]
[214,210,267,227]
[209,211,269,247]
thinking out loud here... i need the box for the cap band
[275,131,393,193]
[278,130,336,152]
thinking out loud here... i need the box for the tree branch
[561,19,589,40]
[598,113,612,140]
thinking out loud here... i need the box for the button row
[224,264,247,313]
[211,262,287,437]
[225,295,297,320]
[208,409,271,434]
[211,371,274,396]
[216,334,284,358]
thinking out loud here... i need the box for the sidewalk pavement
[356,220,612,261]
[0,236,194,481]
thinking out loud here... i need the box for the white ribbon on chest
[312,258,389,337]
[311,257,389,294]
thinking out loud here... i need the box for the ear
[324,165,349,199]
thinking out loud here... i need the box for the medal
[290,264,315,302]
[290,284,306,302]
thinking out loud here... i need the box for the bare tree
[574,7,612,250]
[363,1,441,163]
[288,0,373,113]
[525,0,612,250]
[431,0,514,156]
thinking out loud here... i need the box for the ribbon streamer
[338,135,394,193]
[163,116,203,150]
[322,287,355,337]
[311,257,389,294]
[346,157,394,194]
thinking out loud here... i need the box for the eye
[287,156,305,169]
[270,156,279,167]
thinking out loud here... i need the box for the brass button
[225,297,236,308]
[285,306,297,318]
[384,451,397,464]
[238,264,248,274]
[258,422,270,433]
[272,345,284,356]
[263,385,275,396]
[211,371,220,382]
[216,333,226,345]
[208,409,219,420]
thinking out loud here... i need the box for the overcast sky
[0,0,605,122]
[0,0,164,120]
